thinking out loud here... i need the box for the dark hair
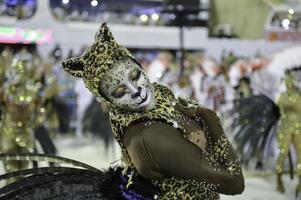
[285,66,301,74]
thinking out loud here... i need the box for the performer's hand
[175,97,216,119]
[175,97,224,140]
[174,97,197,118]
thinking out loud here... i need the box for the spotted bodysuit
[110,83,242,200]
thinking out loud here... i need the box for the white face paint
[99,57,156,111]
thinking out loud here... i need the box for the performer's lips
[137,93,148,105]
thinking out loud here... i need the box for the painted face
[99,57,156,111]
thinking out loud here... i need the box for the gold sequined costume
[276,70,301,194]
[0,50,42,172]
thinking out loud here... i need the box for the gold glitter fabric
[276,74,301,175]
[61,23,134,99]
[0,58,41,172]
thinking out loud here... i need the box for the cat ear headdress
[61,23,135,99]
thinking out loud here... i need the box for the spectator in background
[189,54,211,104]
[172,75,194,98]
[229,59,252,99]
[250,57,277,100]
[147,51,177,87]
[74,79,93,137]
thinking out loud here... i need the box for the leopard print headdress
[61,23,134,99]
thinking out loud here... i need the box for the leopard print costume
[110,83,220,199]
[62,23,241,199]
[61,23,135,100]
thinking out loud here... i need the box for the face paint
[99,57,156,111]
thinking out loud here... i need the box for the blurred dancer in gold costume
[0,48,46,172]
[276,67,301,196]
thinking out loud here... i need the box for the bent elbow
[233,178,245,195]
[226,176,245,195]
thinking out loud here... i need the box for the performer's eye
[112,86,126,98]
[130,69,141,81]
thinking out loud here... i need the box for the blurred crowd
[137,50,279,118]
[0,44,283,137]
[0,0,37,19]
[50,0,206,26]
[271,13,301,31]
[1,44,301,194]
[51,6,169,26]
